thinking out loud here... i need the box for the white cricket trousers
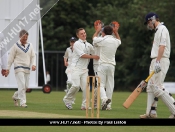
[94,64,112,107]
[64,67,88,108]
[93,64,98,76]
[13,72,30,106]
[65,67,72,83]
[93,64,100,87]
[147,58,170,92]
[146,58,170,115]
[97,63,115,102]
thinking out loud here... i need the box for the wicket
[86,76,100,118]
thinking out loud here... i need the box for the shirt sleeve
[63,48,69,58]
[73,42,85,57]
[30,43,36,66]
[89,44,95,55]
[93,37,104,46]
[159,27,166,46]
[7,45,16,70]
[116,39,121,45]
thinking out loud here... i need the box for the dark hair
[76,28,85,35]
[19,29,29,37]
[103,26,113,35]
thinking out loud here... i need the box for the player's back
[99,35,121,66]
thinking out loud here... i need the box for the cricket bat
[123,71,154,109]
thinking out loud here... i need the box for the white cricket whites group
[0,12,175,119]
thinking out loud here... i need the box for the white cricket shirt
[92,39,101,65]
[151,22,171,58]
[63,47,73,67]
[71,39,94,69]
[93,35,121,66]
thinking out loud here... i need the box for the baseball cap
[144,12,159,25]
[70,37,77,41]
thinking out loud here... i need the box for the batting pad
[163,88,175,102]
[146,92,158,115]
[160,92,175,115]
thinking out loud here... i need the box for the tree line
[41,0,175,90]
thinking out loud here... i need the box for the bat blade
[123,71,154,109]
[123,87,142,109]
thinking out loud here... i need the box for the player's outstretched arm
[81,54,99,60]
[92,24,102,39]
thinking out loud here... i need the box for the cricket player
[92,24,121,110]
[140,12,175,118]
[63,36,77,104]
[63,28,99,110]
[6,29,36,108]
[0,32,8,76]
[92,21,104,109]
[92,36,101,109]
[93,21,104,77]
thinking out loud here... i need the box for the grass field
[0,89,175,132]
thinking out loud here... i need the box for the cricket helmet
[144,12,159,25]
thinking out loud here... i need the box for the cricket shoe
[106,107,112,110]
[12,96,18,107]
[102,99,111,110]
[63,99,72,110]
[169,114,175,119]
[81,107,92,110]
[140,113,157,119]
[21,103,27,108]
[65,104,72,110]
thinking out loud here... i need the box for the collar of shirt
[17,40,28,45]
[17,40,29,48]
[104,35,113,38]
[78,39,87,43]
[69,46,73,51]
[155,22,164,31]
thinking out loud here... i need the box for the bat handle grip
[145,71,154,83]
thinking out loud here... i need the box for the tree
[41,0,175,90]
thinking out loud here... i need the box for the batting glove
[154,61,161,74]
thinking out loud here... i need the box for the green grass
[0,90,175,132]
